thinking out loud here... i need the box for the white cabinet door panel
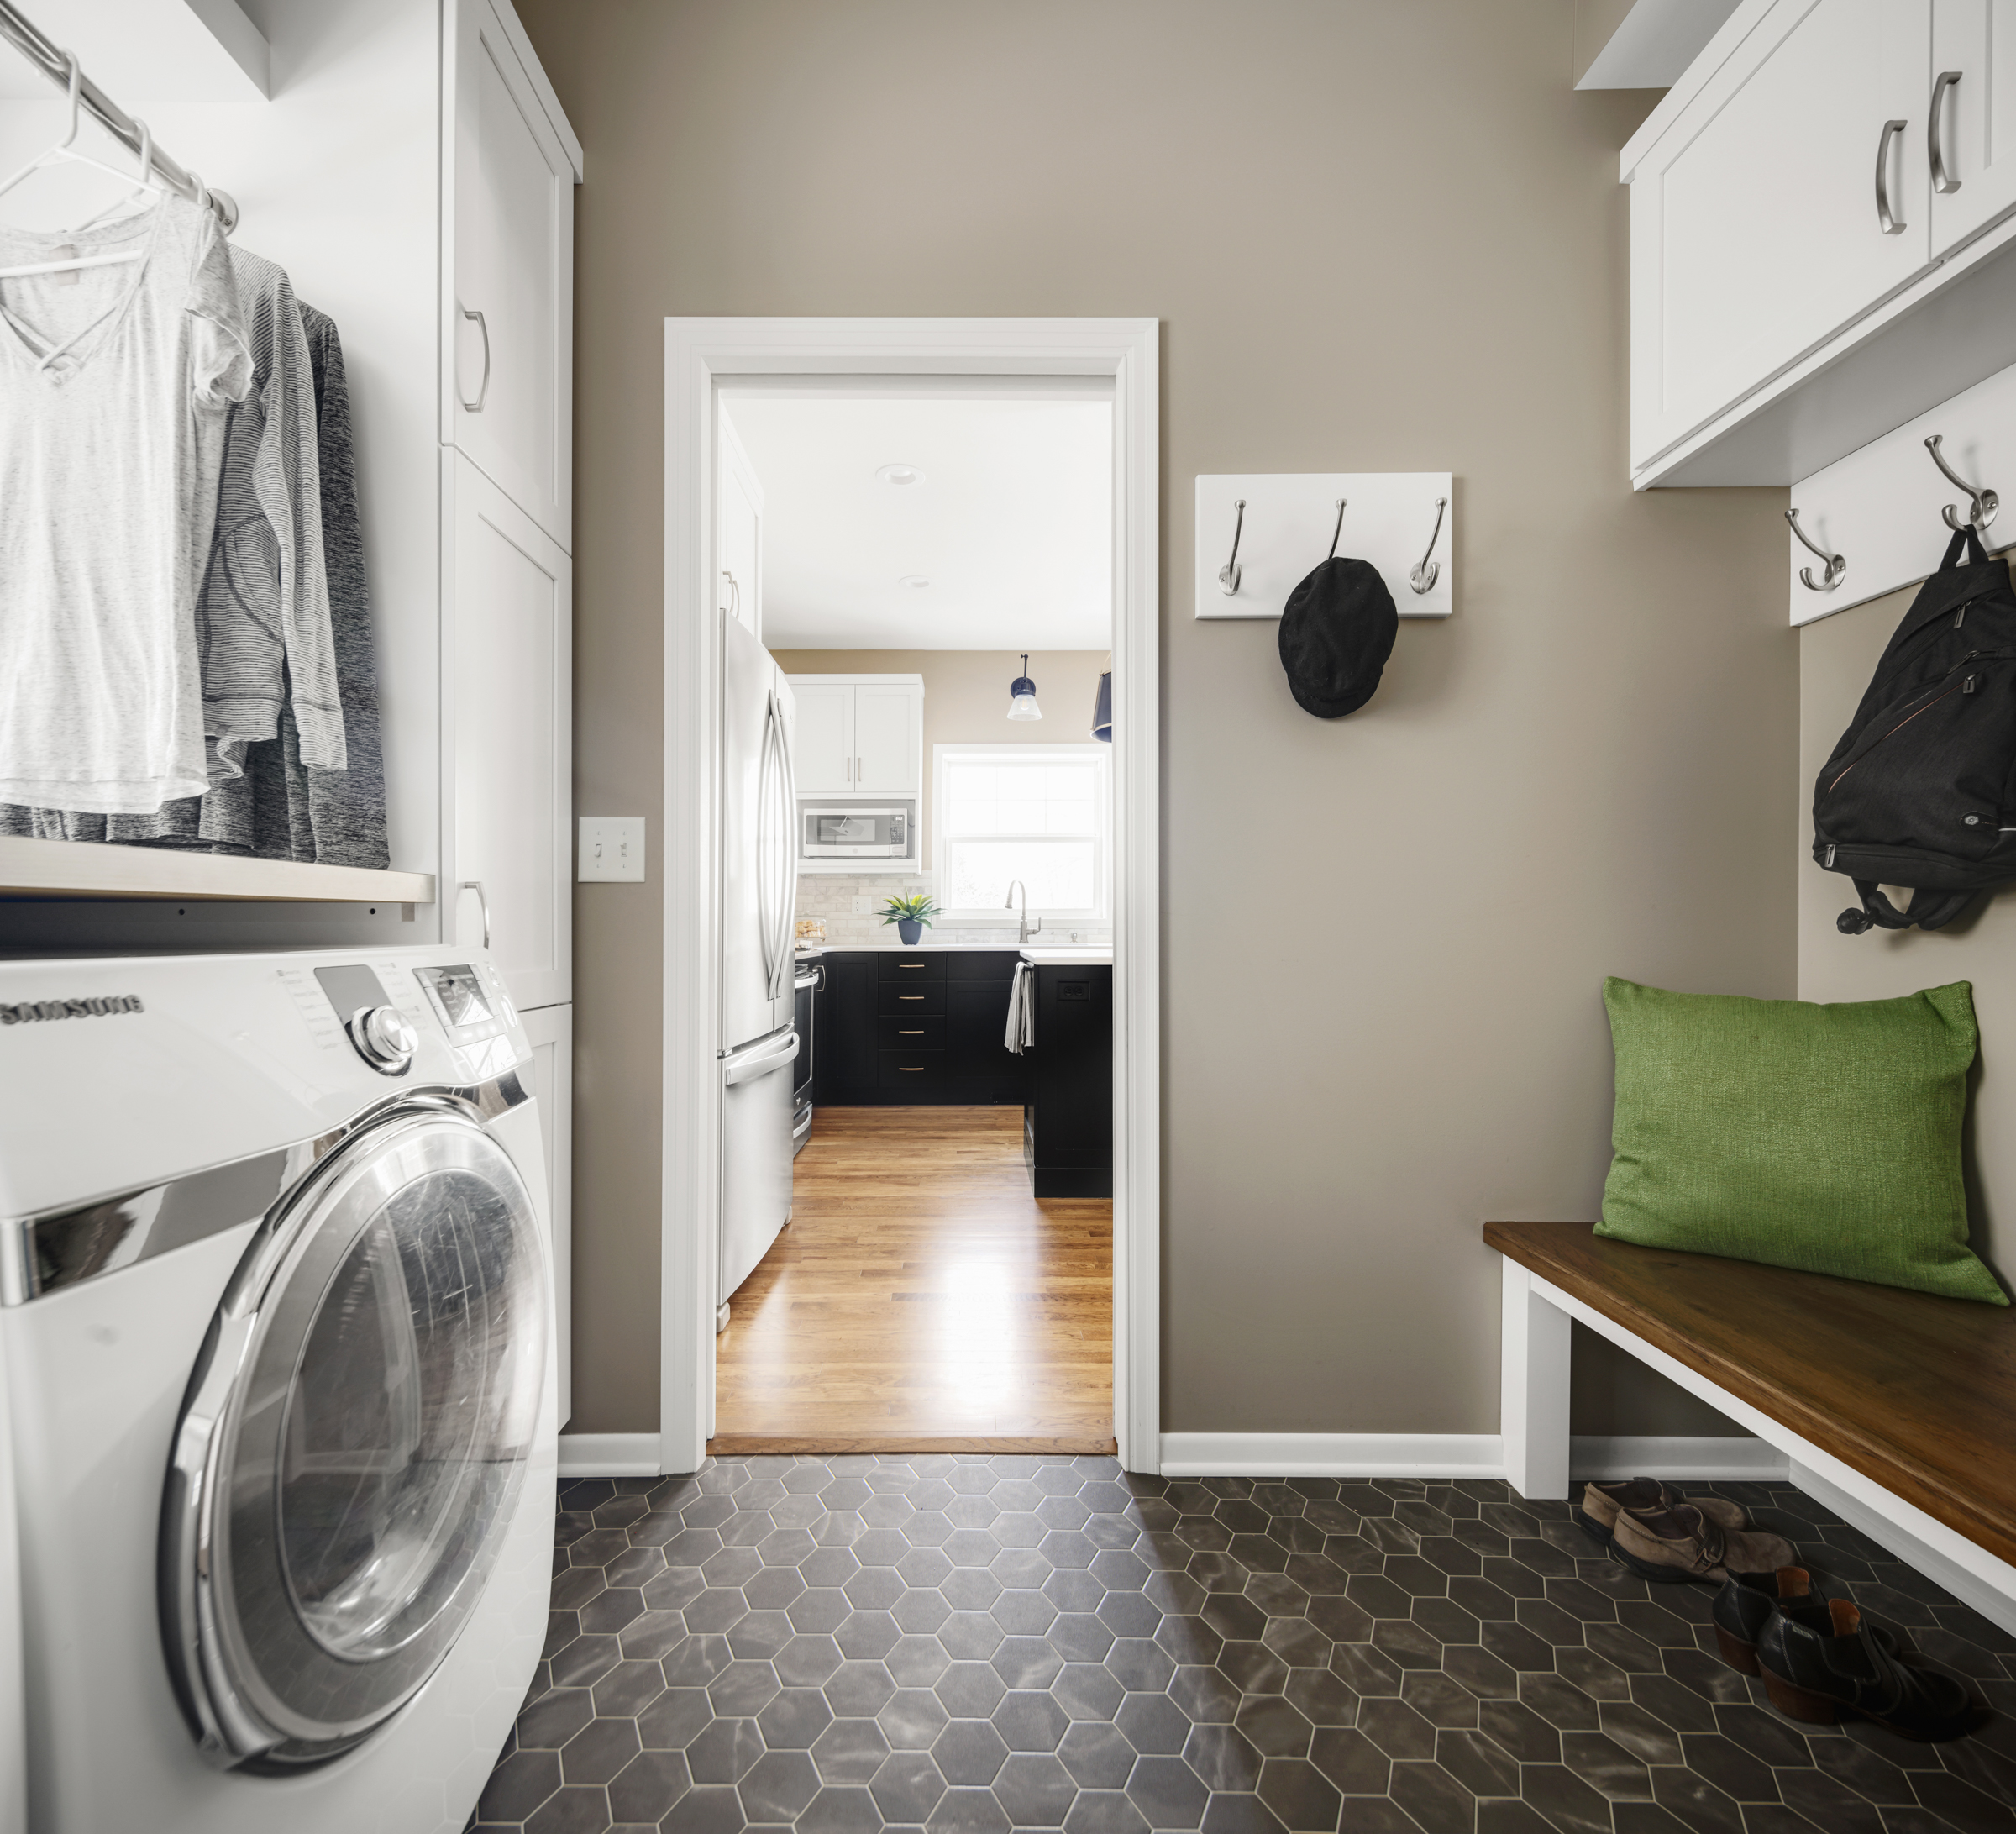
[854,685,919,794]
[790,683,855,794]
[520,1001,572,1429]
[1633,0,1932,466]
[447,452,572,1012]
[448,0,575,549]
[1932,0,2016,252]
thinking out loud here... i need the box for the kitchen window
[933,744,1111,919]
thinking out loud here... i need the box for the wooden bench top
[1483,1220,2016,1571]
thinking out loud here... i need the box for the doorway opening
[662,319,1160,1473]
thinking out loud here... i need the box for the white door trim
[660,318,1162,1474]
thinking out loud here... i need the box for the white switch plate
[578,817,646,882]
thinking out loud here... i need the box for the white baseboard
[558,1432,661,1478]
[1157,1431,1781,1482]
[1571,1435,1788,1481]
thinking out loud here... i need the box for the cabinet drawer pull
[899,963,926,969]
[900,1028,925,1035]
[1876,118,1908,234]
[898,1065,926,1072]
[900,995,924,1001]
[459,307,491,411]
[1931,70,1962,195]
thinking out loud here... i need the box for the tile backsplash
[794,874,1113,949]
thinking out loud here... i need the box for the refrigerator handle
[755,696,780,1003]
[772,692,799,991]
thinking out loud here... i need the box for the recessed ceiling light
[899,575,931,589]
[877,464,924,486]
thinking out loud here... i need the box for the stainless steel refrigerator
[718,617,799,1325]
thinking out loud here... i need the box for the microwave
[801,806,909,858]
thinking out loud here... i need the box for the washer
[0,946,557,1834]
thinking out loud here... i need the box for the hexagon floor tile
[469,1464,2016,1834]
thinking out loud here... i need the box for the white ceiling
[0,0,268,102]
[722,388,1114,651]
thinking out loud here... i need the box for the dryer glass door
[164,1106,549,1768]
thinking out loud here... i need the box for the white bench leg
[1502,1259,1572,1500]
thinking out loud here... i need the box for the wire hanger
[0,50,163,280]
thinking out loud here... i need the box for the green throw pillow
[1596,977,2006,1306]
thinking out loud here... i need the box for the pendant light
[1006,654,1042,721]
[1091,650,1113,742]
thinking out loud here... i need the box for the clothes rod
[0,0,238,232]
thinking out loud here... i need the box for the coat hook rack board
[1194,473,1454,620]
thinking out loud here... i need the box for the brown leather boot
[1610,1500,1798,1585]
[1573,1477,1747,1551]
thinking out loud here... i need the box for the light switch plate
[578,817,646,882]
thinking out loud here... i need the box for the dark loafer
[1711,1566,1896,1675]
[1610,1501,1798,1585]
[1574,1477,1747,1550]
[1758,1597,1975,1741]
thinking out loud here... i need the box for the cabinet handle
[458,879,491,951]
[900,1028,925,1034]
[1875,118,1908,234]
[898,1066,926,1072]
[899,995,924,1001]
[459,307,491,412]
[1931,71,1962,195]
[899,964,926,969]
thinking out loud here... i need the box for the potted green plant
[879,891,939,946]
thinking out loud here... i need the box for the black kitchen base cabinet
[1024,964,1112,1199]
[813,950,1029,1106]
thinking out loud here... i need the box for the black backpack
[1816,524,2016,934]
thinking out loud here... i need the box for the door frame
[660,317,1161,1473]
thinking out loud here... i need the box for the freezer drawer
[721,1026,797,1305]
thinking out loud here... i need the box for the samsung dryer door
[162,1105,549,1769]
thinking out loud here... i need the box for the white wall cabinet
[445,0,581,550]
[1624,0,2016,486]
[521,1001,574,1428]
[784,676,924,796]
[445,450,574,1014]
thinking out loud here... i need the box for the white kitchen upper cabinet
[718,412,764,641]
[520,1001,573,1429]
[791,683,856,794]
[446,451,573,1012]
[1930,1,2016,253]
[446,0,581,550]
[1630,0,1932,470]
[853,684,921,794]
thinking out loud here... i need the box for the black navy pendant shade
[1007,654,1042,721]
[1091,668,1112,742]
[1278,556,1398,717]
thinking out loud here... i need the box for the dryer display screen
[416,965,491,1033]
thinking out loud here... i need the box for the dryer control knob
[349,1005,418,1075]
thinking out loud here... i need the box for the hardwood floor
[711,1105,1114,1454]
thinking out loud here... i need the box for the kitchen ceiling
[721,387,1114,651]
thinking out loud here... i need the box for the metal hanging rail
[0,0,237,230]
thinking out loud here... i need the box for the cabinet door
[947,976,1028,1105]
[854,684,920,793]
[447,451,573,1012]
[814,954,877,1100]
[447,0,578,548]
[1631,0,1931,468]
[719,410,764,641]
[1931,0,2016,252]
[520,1001,572,1428]
[790,683,855,794]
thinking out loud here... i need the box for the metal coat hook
[1409,497,1447,595]
[1326,499,1347,561]
[1786,507,1846,592]
[1217,498,1246,596]
[1926,434,1999,533]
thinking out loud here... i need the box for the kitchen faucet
[1005,880,1041,944]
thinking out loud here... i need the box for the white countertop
[1020,947,1114,965]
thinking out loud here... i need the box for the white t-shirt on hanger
[0,194,254,816]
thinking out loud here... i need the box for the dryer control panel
[414,963,522,1084]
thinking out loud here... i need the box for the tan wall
[773,649,1111,864]
[1799,592,2014,1288]
[523,0,1797,1440]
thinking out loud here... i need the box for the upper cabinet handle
[459,307,491,412]
[1931,71,1963,196]
[1875,118,1908,234]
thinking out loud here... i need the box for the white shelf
[0,836,435,904]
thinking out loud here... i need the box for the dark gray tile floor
[471,1461,2016,1834]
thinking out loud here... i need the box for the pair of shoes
[1574,1477,1746,1550]
[1758,1592,1975,1742]
[1587,1485,1799,1586]
[1711,1564,1895,1674]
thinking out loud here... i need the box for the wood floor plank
[715,1105,1114,1451]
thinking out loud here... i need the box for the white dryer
[0,945,558,1833]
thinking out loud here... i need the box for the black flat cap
[1278,556,1398,717]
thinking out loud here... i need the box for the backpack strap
[1837,880,1977,935]
[1940,523,1991,571]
